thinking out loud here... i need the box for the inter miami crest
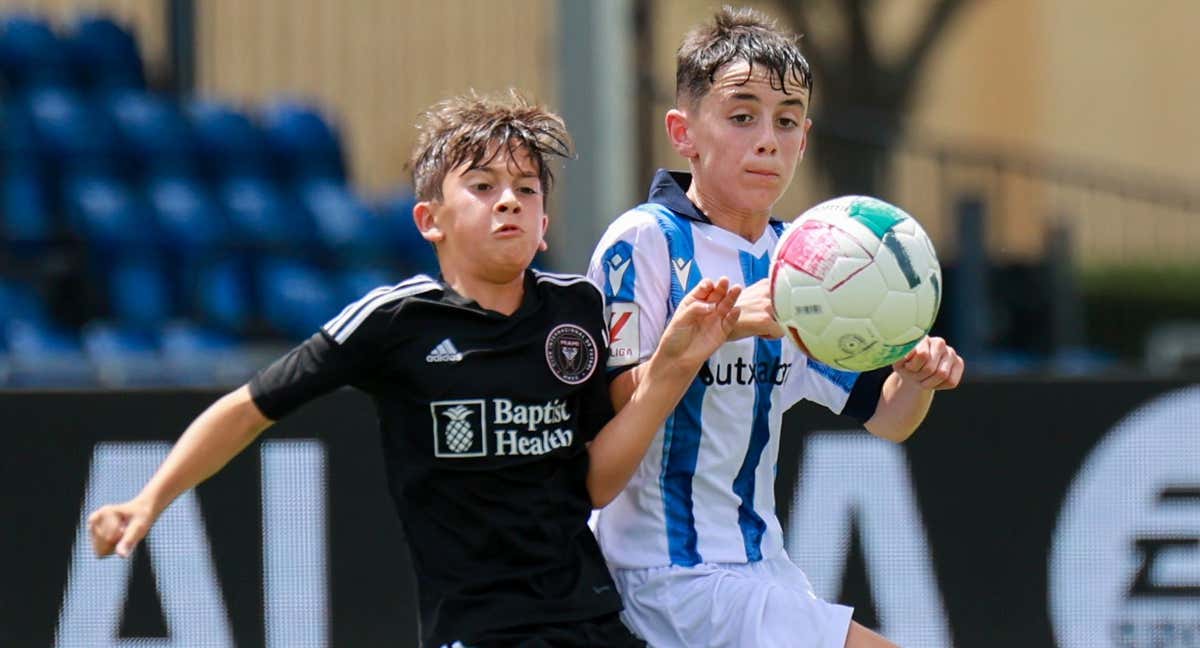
[544,324,597,385]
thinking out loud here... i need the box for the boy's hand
[893,336,964,391]
[728,278,784,340]
[88,499,155,558]
[658,277,742,367]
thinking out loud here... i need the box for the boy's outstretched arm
[588,278,741,507]
[88,385,273,558]
[863,336,964,443]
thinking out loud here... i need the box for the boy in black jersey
[86,91,742,648]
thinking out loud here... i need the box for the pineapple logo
[430,399,487,457]
[442,405,474,453]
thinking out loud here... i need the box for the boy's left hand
[893,336,964,391]
[658,277,742,367]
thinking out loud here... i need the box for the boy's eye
[777,117,798,129]
[518,186,540,195]
[473,182,492,191]
[731,114,754,124]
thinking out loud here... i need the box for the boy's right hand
[729,278,784,340]
[88,499,155,558]
[657,277,742,368]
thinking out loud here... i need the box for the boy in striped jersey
[588,8,964,648]
[85,91,742,648]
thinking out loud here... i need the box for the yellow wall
[195,0,557,194]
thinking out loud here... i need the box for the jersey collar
[647,169,711,224]
[437,270,541,319]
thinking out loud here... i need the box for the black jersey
[248,269,623,647]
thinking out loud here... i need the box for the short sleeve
[587,209,671,373]
[779,357,890,424]
[249,332,371,420]
[249,278,435,419]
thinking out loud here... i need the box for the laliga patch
[545,324,598,385]
[607,302,640,367]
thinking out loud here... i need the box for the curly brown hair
[676,6,812,107]
[408,90,573,205]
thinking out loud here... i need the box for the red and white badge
[607,302,640,367]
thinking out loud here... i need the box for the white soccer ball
[770,196,942,372]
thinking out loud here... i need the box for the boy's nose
[495,188,521,214]
[756,126,778,155]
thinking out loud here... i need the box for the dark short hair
[676,6,813,107]
[408,90,573,204]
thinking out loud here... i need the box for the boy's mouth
[745,168,779,178]
[493,224,523,236]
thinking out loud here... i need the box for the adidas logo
[426,338,463,363]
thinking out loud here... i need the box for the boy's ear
[538,213,549,252]
[798,117,813,161]
[413,200,444,244]
[665,108,697,159]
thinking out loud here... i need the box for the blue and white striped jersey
[586,170,883,569]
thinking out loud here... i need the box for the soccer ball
[770,196,942,372]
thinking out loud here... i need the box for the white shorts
[612,554,853,648]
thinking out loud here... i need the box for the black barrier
[2,380,1198,647]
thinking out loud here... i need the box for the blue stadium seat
[2,170,53,246]
[337,267,397,303]
[4,318,94,386]
[66,15,145,91]
[81,320,164,386]
[0,277,48,324]
[23,86,118,175]
[0,15,71,90]
[0,277,48,387]
[263,101,346,182]
[107,90,194,176]
[377,193,439,275]
[194,258,252,334]
[219,175,314,252]
[188,100,269,179]
[257,258,339,340]
[298,178,386,262]
[64,174,156,255]
[160,321,253,386]
[108,258,173,330]
[146,175,228,256]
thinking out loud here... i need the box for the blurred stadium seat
[257,257,339,340]
[106,90,195,176]
[298,177,386,263]
[4,318,93,386]
[2,170,53,249]
[263,100,346,182]
[64,174,155,255]
[146,174,228,257]
[22,85,117,175]
[219,174,314,253]
[194,258,252,334]
[0,12,432,386]
[0,15,71,90]
[81,319,163,386]
[188,100,270,179]
[66,15,145,91]
[0,277,48,324]
[159,321,254,386]
[107,258,173,330]
[377,193,438,276]
[337,266,396,304]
